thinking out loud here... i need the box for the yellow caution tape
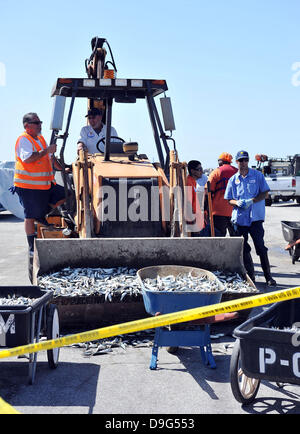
[0,286,299,360]
[0,397,20,414]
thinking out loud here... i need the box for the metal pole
[104,98,113,161]
[151,98,170,177]
[59,81,78,211]
[146,84,164,169]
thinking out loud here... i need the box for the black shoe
[36,217,51,226]
[36,218,56,231]
[266,277,277,287]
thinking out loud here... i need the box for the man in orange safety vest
[14,112,66,255]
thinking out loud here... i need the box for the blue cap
[236,150,249,161]
[85,108,103,117]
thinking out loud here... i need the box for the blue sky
[1,0,300,169]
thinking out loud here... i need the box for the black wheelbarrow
[281,221,300,264]
[230,298,300,405]
[0,286,60,384]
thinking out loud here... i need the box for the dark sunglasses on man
[238,158,249,162]
[27,121,43,125]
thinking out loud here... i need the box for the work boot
[259,252,277,287]
[243,251,255,283]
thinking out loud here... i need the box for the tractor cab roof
[51,78,168,101]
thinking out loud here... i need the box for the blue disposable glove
[236,199,245,208]
[243,198,253,209]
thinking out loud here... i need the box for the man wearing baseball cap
[77,107,118,154]
[224,150,276,286]
[206,152,237,236]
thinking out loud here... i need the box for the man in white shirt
[77,108,118,154]
[14,112,66,255]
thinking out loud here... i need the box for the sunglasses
[28,121,43,125]
[238,158,249,162]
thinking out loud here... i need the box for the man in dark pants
[206,152,237,237]
[14,112,66,255]
[224,150,276,286]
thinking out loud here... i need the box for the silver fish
[68,329,155,357]
[38,267,258,304]
[143,272,220,293]
[38,267,141,301]
[0,295,37,306]
[213,270,258,293]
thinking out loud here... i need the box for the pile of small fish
[0,295,36,306]
[38,267,258,301]
[69,330,155,357]
[143,272,220,293]
[38,267,140,301]
[271,326,300,332]
[213,271,258,293]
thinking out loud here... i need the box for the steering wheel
[96,136,125,153]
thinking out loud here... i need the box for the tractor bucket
[33,237,246,282]
[32,237,252,327]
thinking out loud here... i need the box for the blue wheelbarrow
[137,265,225,370]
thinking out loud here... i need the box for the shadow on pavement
[242,382,300,414]
[158,347,232,400]
[0,360,100,414]
[0,213,23,223]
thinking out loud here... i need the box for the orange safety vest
[208,164,238,216]
[14,132,55,190]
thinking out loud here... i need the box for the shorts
[15,183,65,220]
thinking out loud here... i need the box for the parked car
[255,154,300,206]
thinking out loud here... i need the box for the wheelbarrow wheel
[230,340,260,405]
[46,304,60,369]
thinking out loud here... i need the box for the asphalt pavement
[0,202,300,415]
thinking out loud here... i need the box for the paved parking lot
[0,202,300,415]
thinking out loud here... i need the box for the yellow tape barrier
[0,397,20,414]
[0,286,299,360]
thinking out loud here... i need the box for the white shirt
[196,174,208,211]
[196,174,208,190]
[78,124,118,154]
[16,136,49,162]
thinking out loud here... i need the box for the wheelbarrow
[137,265,225,370]
[281,221,300,264]
[230,298,300,405]
[0,286,60,384]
